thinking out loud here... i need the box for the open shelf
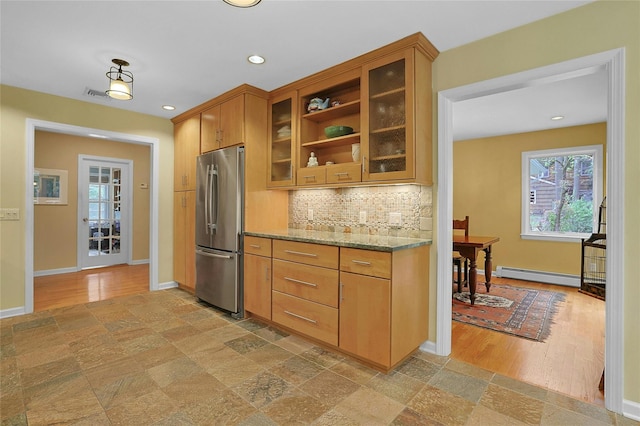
[302,100,360,122]
[301,132,361,149]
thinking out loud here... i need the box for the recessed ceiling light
[162,105,176,111]
[247,55,265,65]
[551,115,565,121]
[223,0,261,7]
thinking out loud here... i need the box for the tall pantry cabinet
[172,115,199,291]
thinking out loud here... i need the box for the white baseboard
[158,281,178,290]
[623,399,640,422]
[34,267,78,277]
[419,340,437,354]
[0,306,26,319]
[496,265,580,287]
[130,259,150,265]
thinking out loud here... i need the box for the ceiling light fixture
[162,105,176,111]
[247,54,265,64]
[223,0,261,7]
[106,59,133,100]
[551,115,565,121]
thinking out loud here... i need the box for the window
[521,145,603,241]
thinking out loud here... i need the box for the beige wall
[34,131,151,271]
[431,0,639,403]
[453,123,606,275]
[0,85,174,309]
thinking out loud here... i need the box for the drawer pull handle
[352,259,372,266]
[303,175,316,180]
[249,244,261,248]
[284,277,317,287]
[284,310,317,324]
[334,172,349,176]
[284,250,318,258]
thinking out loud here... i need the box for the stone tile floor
[1,288,637,425]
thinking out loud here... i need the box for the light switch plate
[359,211,367,224]
[307,209,314,221]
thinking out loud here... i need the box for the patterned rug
[452,284,566,342]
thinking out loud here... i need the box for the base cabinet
[244,236,273,319]
[243,236,429,371]
[339,272,391,366]
[173,191,196,291]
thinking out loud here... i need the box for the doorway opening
[25,119,161,314]
[435,49,625,413]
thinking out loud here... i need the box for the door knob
[82,218,89,223]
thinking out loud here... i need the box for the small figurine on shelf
[307,152,318,167]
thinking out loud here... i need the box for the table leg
[468,257,478,305]
[484,245,493,292]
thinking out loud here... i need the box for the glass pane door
[79,158,128,269]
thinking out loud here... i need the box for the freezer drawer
[195,247,241,315]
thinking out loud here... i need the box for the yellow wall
[431,0,639,403]
[34,131,151,271]
[0,86,174,309]
[453,123,606,275]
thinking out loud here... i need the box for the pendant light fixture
[223,0,261,7]
[106,59,133,100]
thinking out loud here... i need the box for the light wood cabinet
[174,115,200,191]
[267,91,297,187]
[244,236,272,319]
[173,191,196,291]
[268,33,437,188]
[200,94,246,153]
[243,235,429,371]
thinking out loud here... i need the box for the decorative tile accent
[289,185,433,239]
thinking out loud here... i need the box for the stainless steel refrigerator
[195,146,244,318]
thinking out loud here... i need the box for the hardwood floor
[34,264,149,312]
[33,267,605,407]
[451,276,606,407]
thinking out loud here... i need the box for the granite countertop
[244,229,431,252]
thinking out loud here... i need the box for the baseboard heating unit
[496,266,580,287]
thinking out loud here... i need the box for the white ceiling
[1,0,604,140]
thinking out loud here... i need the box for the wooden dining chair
[453,216,469,293]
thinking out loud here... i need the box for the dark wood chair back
[453,216,469,236]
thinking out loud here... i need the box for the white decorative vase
[351,143,361,162]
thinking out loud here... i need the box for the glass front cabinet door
[362,50,415,182]
[267,91,297,187]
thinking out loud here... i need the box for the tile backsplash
[289,185,433,239]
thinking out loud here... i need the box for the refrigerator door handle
[209,166,218,232]
[196,249,232,259]
[204,164,210,234]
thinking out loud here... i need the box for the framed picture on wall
[34,168,68,205]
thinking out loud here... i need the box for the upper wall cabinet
[267,91,297,188]
[201,94,246,152]
[174,114,200,191]
[362,47,433,184]
[267,33,438,188]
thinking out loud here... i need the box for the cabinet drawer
[326,163,361,184]
[340,247,391,279]
[273,240,338,269]
[272,291,338,346]
[297,168,326,186]
[244,236,272,257]
[272,259,338,308]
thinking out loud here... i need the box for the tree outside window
[522,145,603,241]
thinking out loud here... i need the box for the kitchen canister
[351,143,361,162]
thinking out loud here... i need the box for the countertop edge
[244,230,432,252]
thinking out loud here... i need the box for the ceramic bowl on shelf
[324,125,353,138]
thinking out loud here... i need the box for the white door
[78,156,132,269]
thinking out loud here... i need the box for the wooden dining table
[453,235,500,305]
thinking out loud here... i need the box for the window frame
[521,144,603,242]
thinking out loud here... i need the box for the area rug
[452,284,566,342]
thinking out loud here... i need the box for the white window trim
[521,144,603,242]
